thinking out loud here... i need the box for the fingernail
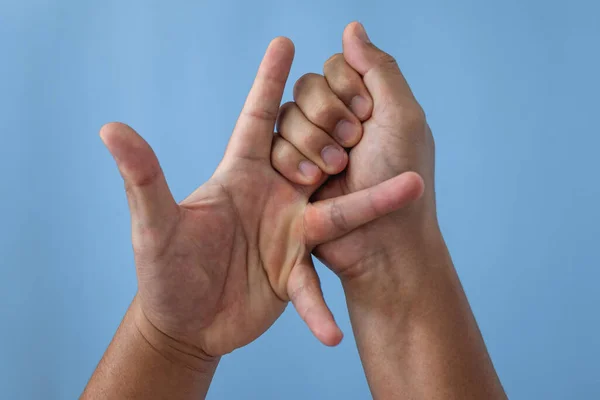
[334,120,358,144]
[350,96,370,120]
[298,160,319,178]
[355,22,370,44]
[321,145,346,168]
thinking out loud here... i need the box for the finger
[342,22,425,124]
[304,171,424,244]
[271,134,323,185]
[225,37,295,161]
[277,102,348,175]
[293,73,363,147]
[100,123,179,243]
[287,256,343,347]
[323,53,373,121]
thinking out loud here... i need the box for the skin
[82,34,424,399]
[273,22,508,399]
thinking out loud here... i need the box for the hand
[275,22,437,280]
[271,24,506,399]
[100,37,423,360]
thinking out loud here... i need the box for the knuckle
[376,51,399,71]
[288,273,320,305]
[289,281,309,304]
[276,102,297,132]
[426,123,435,150]
[126,165,161,189]
[288,283,305,303]
[310,102,334,127]
[402,105,427,131]
[297,127,321,151]
[271,137,290,163]
[335,76,359,99]
[324,57,360,99]
[329,200,350,234]
[276,101,294,123]
[293,73,323,99]
[380,101,427,134]
[243,104,278,123]
[260,62,289,87]
[323,53,344,73]
[279,101,295,114]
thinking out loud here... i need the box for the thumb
[100,123,179,250]
[342,22,418,110]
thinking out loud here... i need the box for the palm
[151,161,309,356]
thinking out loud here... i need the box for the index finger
[224,37,295,161]
[304,172,424,245]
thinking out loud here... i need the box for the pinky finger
[287,256,343,346]
[271,134,323,186]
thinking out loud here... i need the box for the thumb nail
[355,22,371,44]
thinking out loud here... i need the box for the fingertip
[350,95,373,122]
[402,171,426,201]
[288,261,344,347]
[97,122,162,188]
[311,318,344,347]
[99,121,121,143]
[268,36,295,58]
[99,122,137,148]
[298,160,323,184]
[342,23,370,77]
[271,35,294,46]
[342,21,390,79]
[298,303,344,347]
[271,135,325,188]
[344,21,369,43]
[321,145,348,175]
[323,325,344,347]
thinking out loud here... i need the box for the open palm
[101,37,420,357]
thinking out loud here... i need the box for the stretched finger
[304,171,424,244]
[287,256,343,346]
[225,37,295,161]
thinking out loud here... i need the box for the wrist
[131,296,220,374]
[340,219,449,297]
[340,224,506,399]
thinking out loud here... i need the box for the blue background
[1,1,599,398]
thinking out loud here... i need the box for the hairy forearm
[82,296,219,399]
[343,233,506,400]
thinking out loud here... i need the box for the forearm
[82,296,219,399]
[343,232,506,400]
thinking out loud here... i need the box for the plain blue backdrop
[1,0,599,399]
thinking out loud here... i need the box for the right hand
[273,22,438,281]
[272,26,507,398]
